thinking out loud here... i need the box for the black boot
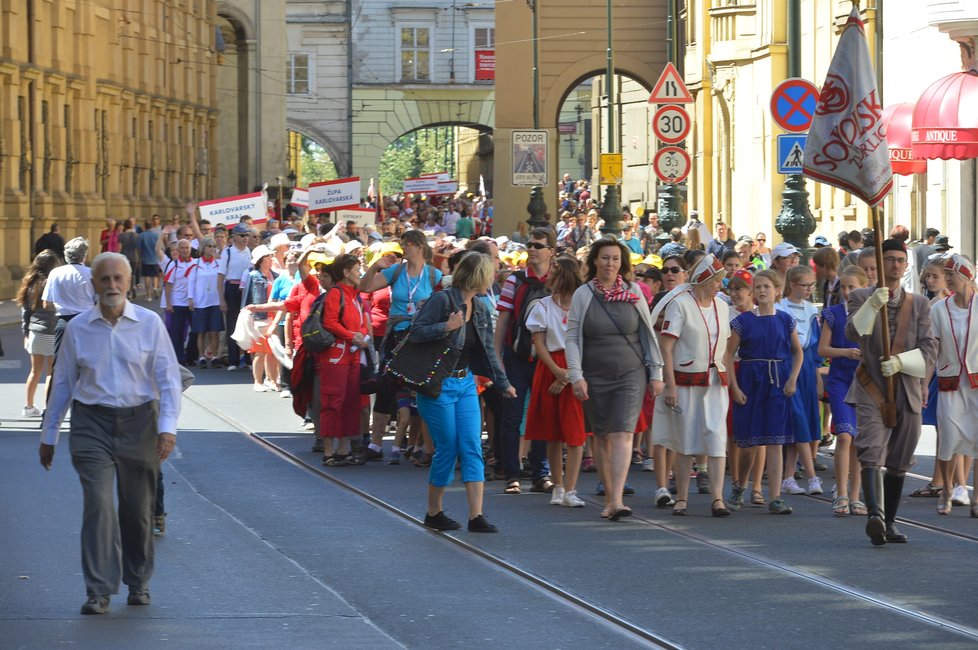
[861,467,886,546]
[883,471,908,543]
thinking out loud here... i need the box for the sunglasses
[757,238,766,242]
[662,267,684,274]
[526,242,551,250]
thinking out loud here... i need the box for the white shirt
[777,298,819,347]
[41,263,95,316]
[41,301,183,445]
[190,257,222,307]
[219,244,251,283]
[443,210,461,235]
[164,258,195,307]
[525,296,568,352]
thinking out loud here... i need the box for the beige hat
[269,232,291,250]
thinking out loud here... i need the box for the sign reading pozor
[198,191,268,224]
[308,177,362,214]
[512,130,548,187]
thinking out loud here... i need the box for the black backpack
[300,288,345,353]
[509,272,550,360]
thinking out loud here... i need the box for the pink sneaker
[581,456,596,472]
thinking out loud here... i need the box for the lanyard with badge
[405,265,424,315]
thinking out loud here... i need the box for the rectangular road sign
[777,134,808,174]
[599,153,623,185]
[512,130,548,186]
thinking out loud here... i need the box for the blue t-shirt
[137,230,160,265]
[270,272,299,302]
[623,236,643,255]
[381,263,443,331]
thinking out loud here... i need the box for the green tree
[378,127,455,195]
[298,137,338,187]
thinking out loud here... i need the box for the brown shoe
[127,585,151,606]
[80,595,110,615]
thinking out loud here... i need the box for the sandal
[609,507,633,521]
[503,480,522,495]
[413,452,433,468]
[711,498,731,518]
[672,500,688,516]
[323,454,348,467]
[909,482,943,498]
[600,508,611,518]
[849,500,868,516]
[832,496,850,517]
[937,500,951,515]
[750,490,766,506]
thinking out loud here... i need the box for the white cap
[269,233,291,250]
[494,235,510,247]
[299,233,316,249]
[250,244,274,265]
[344,240,364,255]
[772,242,800,259]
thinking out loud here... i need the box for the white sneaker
[280,389,292,399]
[550,486,565,505]
[642,457,654,472]
[951,484,970,506]
[263,380,281,392]
[655,486,675,507]
[22,406,42,417]
[227,365,237,372]
[807,476,824,495]
[303,421,315,431]
[562,490,585,507]
[253,383,267,392]
[782,477,806,495]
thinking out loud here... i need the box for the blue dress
[779,300,823,444]
[731,311,796,447]
[822,303,858,437]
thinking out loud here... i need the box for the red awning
[911,70,978,160]
[882,103,926,175]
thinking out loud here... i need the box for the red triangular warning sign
[648,62,693,104]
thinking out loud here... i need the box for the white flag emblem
[803,7,892,206]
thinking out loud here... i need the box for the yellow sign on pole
[599,153,623,185]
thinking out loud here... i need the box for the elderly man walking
[39,252,182,615]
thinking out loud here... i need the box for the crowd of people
[22,185,976,549]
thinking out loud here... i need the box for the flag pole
[871,205,896,426]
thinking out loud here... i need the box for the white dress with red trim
[652,290,730,456]
[933,294,978,460]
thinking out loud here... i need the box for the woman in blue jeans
[409,252,516,533]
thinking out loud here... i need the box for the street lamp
[599,0,622,237]
[525,0,549,229]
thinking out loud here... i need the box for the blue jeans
[417,372,484,487]
[496,350,549,482]
[168,306,191,363]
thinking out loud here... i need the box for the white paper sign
[432,180,459,196]
[290,188,309,208]
[198,191,267,224]
[308,177,361,214]
[335,207,377,229]
[403,177,440,193]
[422,172,451,182]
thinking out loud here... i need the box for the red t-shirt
[284,274,322,350]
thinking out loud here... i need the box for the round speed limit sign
[653,146,691,183]
[652,105,690,145]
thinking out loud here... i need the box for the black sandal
[503,480,521,495]
[712,498,731,518]
[672,500,688,516]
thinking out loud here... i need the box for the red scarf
[592,276,637,304]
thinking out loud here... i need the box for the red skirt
[525,350,586,446]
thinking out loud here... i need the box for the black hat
[881,238,907,254]
[934,235,952,251]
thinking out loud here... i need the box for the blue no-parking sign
[777,134,808,175]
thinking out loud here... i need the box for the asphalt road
[1,316,976,650]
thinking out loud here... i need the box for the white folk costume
[652,255,730,456]
[931,255,978,460]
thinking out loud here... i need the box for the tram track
[186,394,684,650]
[187,393,978,646]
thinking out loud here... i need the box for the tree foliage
[297,137,338,187]
[378,127,455,195]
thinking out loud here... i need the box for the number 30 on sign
[652,105,690,145]
[653,146,691,183]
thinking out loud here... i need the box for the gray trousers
[853,381,921,473]
[68,400,159,597]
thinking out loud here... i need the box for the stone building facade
[1,0,218,297]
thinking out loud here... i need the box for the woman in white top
[931,254,978,517]
[524,257,587,508]
[653,254,732,517]
[189,237,225,367]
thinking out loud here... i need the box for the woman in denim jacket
[409,252,516,533]
[241,245,278,391]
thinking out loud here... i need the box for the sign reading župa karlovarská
[802,7,892,206]
[308,177,362,214]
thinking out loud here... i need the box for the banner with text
[403,177,441,193]
[335,207,377,229]
[432,180,459,196]
[198,191,267,225]
[475,50,495,81]
[308,177,361,214]
[289,188,309,208]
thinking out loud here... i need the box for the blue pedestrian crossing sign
[777,134,807,174]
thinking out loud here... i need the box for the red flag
[803,7,892,206]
